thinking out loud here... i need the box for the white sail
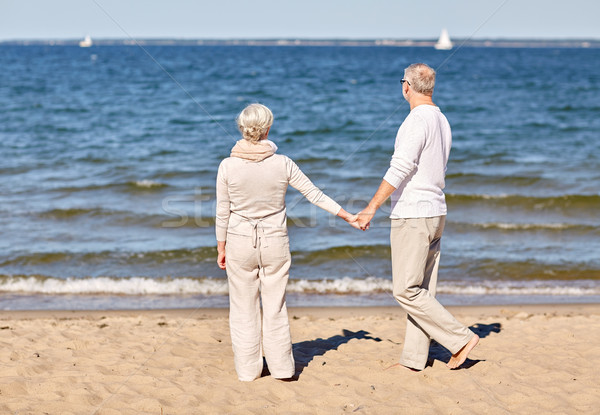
[79,35,93,48]
[434,28,452,50]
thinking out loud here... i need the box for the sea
[1,43,599,310]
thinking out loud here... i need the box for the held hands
[344,213,362,231]
[338,208,366,231]
[338,208,371,231]
[357,208,375,231]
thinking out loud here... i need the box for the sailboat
[79,35,93,48]
[434,28,452,50]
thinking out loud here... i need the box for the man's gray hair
[404,63,436,96]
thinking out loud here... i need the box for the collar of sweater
[230,139,278,161]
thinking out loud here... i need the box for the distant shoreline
[1,38,599,48]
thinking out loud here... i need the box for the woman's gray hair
[404,63,436,96]
[236,103,274,143]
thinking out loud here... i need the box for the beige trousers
[390,216,474,370]
[225,233,295,381]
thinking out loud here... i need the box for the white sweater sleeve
[286,157,342,216]
[383,115,426,189]
[215,160,230,242]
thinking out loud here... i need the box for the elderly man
[358,63,479,370]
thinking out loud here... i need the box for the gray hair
[236,103,274,144]
[404,63,436,96]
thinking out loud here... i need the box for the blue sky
[1,0,599,41]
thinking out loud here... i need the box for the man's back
[385,104,452,219]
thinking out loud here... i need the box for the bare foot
[385,363,421,372]
[447,334,479,369]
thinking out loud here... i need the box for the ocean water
[0,44,599,310]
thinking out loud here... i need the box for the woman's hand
[346,213,363,230]
[357,208,375,231]
[337,209,366,231]
[217,241,226,270]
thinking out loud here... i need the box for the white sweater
[216,153,341,242]
[383,105,452,219]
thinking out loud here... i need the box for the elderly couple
[215,63,479,382]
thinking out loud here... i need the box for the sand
[1,304,599,414]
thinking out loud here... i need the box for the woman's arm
[286,156,341,215]
[287,157,361,229]
[215,161,230,268]
[215,161,230,240]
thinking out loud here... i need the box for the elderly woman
[216,103,358,381]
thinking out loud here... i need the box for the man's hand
[337,208,366,231]
[357,208,375,230]
[345,213,363,231]
[217,241,226,270]
[357,180,396,231]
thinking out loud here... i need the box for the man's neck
[409,94,435,110]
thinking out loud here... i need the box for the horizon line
[2,35,600,42]
[2,37,599,49]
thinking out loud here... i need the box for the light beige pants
[390,216,474,370]
[225,233,295,381]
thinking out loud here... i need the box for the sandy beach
[1,304,599,414]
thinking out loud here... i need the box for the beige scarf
[230,139,278,162]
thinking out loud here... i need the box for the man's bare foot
[385,363,421,372]
[447,334,479,369]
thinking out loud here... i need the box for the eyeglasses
[400,79,411,86]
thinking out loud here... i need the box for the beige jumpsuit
[216,151,340,381]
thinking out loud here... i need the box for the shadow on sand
[426,322,501,369]
[262,322,499,379]
[289,329,382,379]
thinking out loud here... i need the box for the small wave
[35,208,217,228]
[437,280,600,297]
[0,275,228,295]
[293,245,391,264]
[285,121,356,137]
[287,127,335,137]
[295,156,343,164]
[168,118,202,125]
[546,105,600,113]
[38,207,116,220]
[0,245,389,270]
[0,247,217,268]
[130,180,168,189]
[447,260,600,282]
[49,180,171,195]
[51,107,90,114]
[446,193,600,211]
[523,121,551,128]
[445,173,544,187]
[549,104,575,112]
[288,276,391,294]
[453,222,595,232]
[1,275,598,297]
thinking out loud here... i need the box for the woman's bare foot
[447,334,479,369]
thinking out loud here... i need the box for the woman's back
[216,151,341,239]
[221,154,289,220]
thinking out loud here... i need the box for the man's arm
[357,179,396,230]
